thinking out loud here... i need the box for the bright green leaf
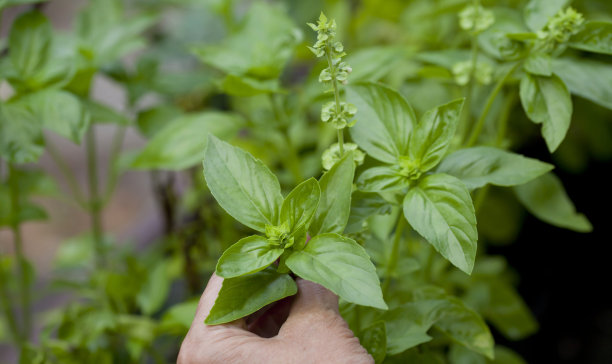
[569,21,612,55]
[193,2,301,79]
[408,98,464,172]
[310,153,355,236]
[524,53,552,76]
[286,233,387,309]
[356,166,409,192]
[514,172,592,232]
[347,83,416,164]
[280,178,320,234]
[0,102,43,164]
[437,146,554,189]
[205,269,297,325]
[403,174,477,274]
[17,90,89,144]
[85,100,130,125]
[131,112,244,170]
[218,74,283,96]
[136,260,172,315]
[345,192,392,234]
[553,58,612,110]
[216,235,283,278]
[519,73,572,152]
[203,135,283,232]
[8,11,51,82]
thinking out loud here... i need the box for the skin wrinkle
[179,275,373,364]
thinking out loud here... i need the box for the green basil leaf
[357,321,387,364]
[345,192,392,234]
[136,259,175,315]
[84,100,130,126]
[280,178,320,234]
[286,233,387,310]
[403,173,477,274]
[0,0,45,11]
[523,53,552,76]
[347,83,416,164]
[519,73,572,152]
[136,106,182,138]
[513,172,592,232]
[216,235,284,278]
[437,146,554,190]
[0,103,43,164]
[408,98,464,172]
[523,0,569,32]
[310,153,355,236]
[435,296,494,359]
[218,74,283,96]
[383,300,448,355]
[345,46,406,82]
[205,269,297,325]
[483,280,538,340]
[203,135,283,232]
[131,112,244,170]
[193,2,300,80]
[356,166,409,193]
[159,301,198,335]
[569,21,612,55]
[8,11,51,82]
[17,90,89,144]
[553,58,612,110]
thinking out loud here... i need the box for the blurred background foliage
[0,0,611,363]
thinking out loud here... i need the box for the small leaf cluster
[536,7,585,52]
[458,4,495,35]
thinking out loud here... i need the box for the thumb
[287,278,340,316]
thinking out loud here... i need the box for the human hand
[178,274,374,364]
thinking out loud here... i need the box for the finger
[288,278,339,315]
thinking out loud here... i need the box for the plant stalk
[8,163,31,339]
[382,214,407,297]
[86,126,105,269]
[46,139,87,209]
[325,46,345,155]
[466,62,520,147]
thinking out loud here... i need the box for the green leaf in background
[514,172,592,232]
[524,53,552,76]
[569,21,612,55]
[345,46,406,82]
[347,83,416,164]
[408,98,464,172]
[218,74,283,96]
[483,280,538,340]
[0,0,45,11]
[357,166,409,192]
[136,105,182,138]
[203,135,283,232]
[205,269,297,325]
[435,296,495,359]
[437,146,554,190]
[286,233,387,309]
[17,90,89,144]
[76,0,154,66]
[159,301,198,335]
[0,103,43,164]
[85,100,130,125]
[384,300,447,355]
[310,153,355,236]
[403,173,477,274]
[136,259,174,315]
[345,192,391,234]
[193,1,301,79]
[450,344,527,364]
[523,0,569,32]
[519,73,572,152]
[131,112,244,170]
[8,11,51,82]
[357,321,387,363]
[280,178,320,234]
[553,58,612,110]
[216,235,283,278]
